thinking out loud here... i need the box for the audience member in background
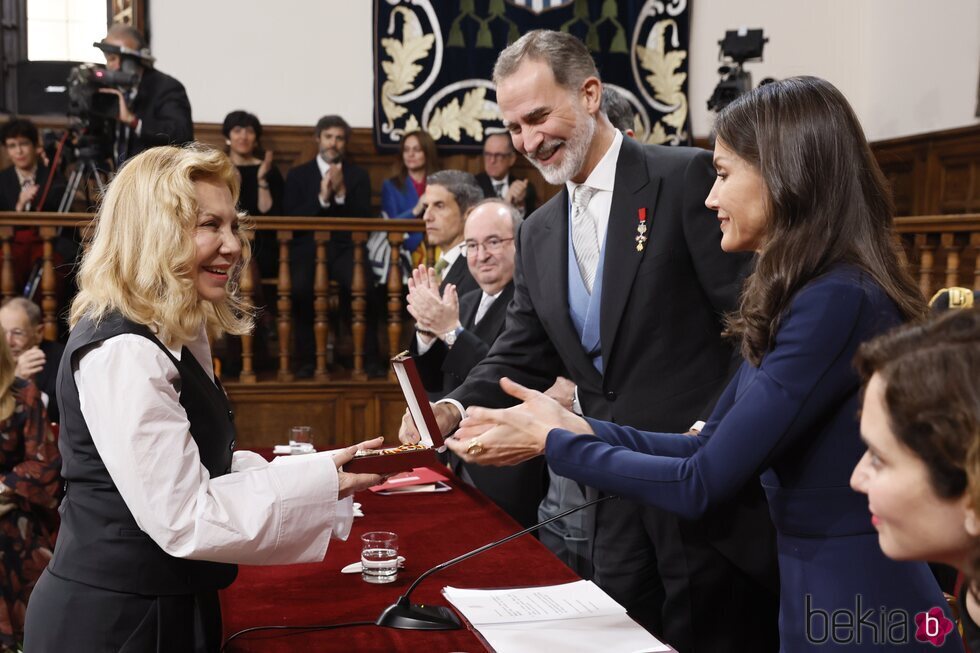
[0,326,60,652]
[23,145,383,651]
[97,24,193,166]
[601,86,636,137]
[381,130,439,256]
[0,298,63,424]
[0,118,67,292]
[284,115,373,377]
[447,76,961,651]
[222,110,283,280]
[408,199,547,527]
[851,308,980,651]
[475,133,537,217]
[422,170,482,297]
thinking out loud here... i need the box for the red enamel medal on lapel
[635,207,648,252]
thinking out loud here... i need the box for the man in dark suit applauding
[475,134,537,217]
[400,29,778,652]
[284,115,373,376]
[407,199,547,527]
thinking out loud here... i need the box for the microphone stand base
[376,601,462,630]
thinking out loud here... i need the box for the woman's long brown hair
[716,76,925,365]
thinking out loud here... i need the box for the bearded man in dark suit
[401,29,779,653]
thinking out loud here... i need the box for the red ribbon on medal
[635,208,648,252]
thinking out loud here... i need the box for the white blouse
[72,327,352,566]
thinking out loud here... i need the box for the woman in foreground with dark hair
[446,76,960,651]
[851,308,980,650]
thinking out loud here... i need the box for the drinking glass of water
[289,426,314,453]
[361,531,399,584]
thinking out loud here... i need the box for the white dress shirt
[414,288,501,356]
[74,326,352,565]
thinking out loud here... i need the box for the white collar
[440,243,463,266]
[316,154,335,176]
[565,129,623,198]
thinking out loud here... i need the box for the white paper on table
[443,581,669,653]
[443,580,624,624]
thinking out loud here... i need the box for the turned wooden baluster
[276,230,294,382]
[313,231,331,381]
[350,232,368,381]
[39,227,58,340]
[940,233,962,289]
[914,233,936,298]
[238,231,257,384]
[0,227,14,302]
[386,233,404,382]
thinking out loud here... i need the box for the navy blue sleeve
[545,277,867,519]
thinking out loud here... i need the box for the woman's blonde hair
[0,327,15,421]
[70,144,253,343]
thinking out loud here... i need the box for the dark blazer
[412,283,548,528]
[475,171,538,215]
[0,165,66,212]
[545,266,962,652]
[119,67,193,162]
[284,157,373,290]
[36,339,64,424]
[438,255,478,297]
[448,136,778,650]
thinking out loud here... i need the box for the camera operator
[97,25,193,166]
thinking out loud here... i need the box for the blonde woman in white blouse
[24,144,383,652]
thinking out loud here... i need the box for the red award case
[343,351,446,474]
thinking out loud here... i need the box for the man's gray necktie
[492,181,505,198]
[571,185,600,293]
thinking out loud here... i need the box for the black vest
[49,313,238,595]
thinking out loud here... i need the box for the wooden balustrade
[894,214,980,299]
[2,211,977,389]
[0,212,425,384]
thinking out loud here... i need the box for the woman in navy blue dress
[446,76,961,651]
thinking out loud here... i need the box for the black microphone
[376,494,615,630]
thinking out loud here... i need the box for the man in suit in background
[98,24,193,166]
[0,298,63,423]
[422,170,482,297]
[402,30,778,652]
[284,115,373,376]
[408,199,548,527]
[475,133,537,217]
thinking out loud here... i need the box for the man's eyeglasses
[482,152,512,162]
[462,237,514,256]
[5,328,28,339]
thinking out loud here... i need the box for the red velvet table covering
[219,455,579,652]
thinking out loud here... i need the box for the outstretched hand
[444,378,593,466]
[333,437,386,498]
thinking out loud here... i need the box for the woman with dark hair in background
[851,308,980,650]
[447,76,961,650]
[380,130,439,255]
[0,325,59,652]
[222,110,284,280]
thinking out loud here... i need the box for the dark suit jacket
[411,283,548,527]
[36,339,64,424]
[448,136,776,591]
[283,158,373,290]
[119,67,193,162]
[438,255,478,297]
[0,165,66,212]
[475,171,538,215]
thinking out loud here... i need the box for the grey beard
[525,115,596,185]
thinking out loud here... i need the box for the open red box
[343,351,447,474]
